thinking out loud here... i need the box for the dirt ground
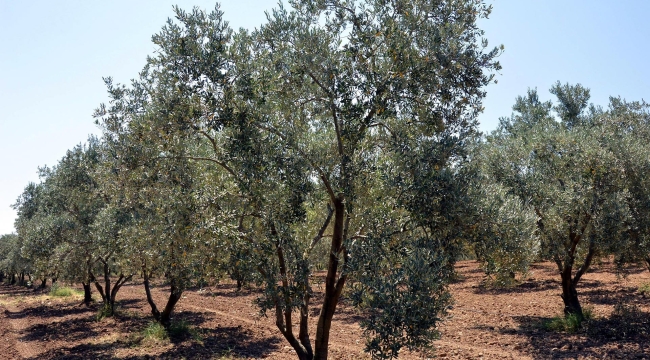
[1,260,649,359]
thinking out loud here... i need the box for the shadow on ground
[511,309,650,359]
[29,324,280,360]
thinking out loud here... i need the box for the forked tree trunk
[40,278,47,289]
[143,269,182,328]
[90,264,131,315]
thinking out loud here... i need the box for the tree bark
[89,272,107,303]
[560,267,583,319]
[82,282,92,305]
[159,284,182,328]
[108,274,132,314]
[271,224,313,360]
[314,196,347,360]
[143,269,161,322]
[40,278,47,289]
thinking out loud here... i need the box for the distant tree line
[1,1,649,359]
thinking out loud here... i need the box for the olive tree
[481,83,638,319]
[102,1,501,358]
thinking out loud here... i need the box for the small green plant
[639,283,650,296]
[95,303,117,321]
[49,283,81,297]
[142,322,169,342]
[544,306,594,333]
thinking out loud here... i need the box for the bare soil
[1,260,649,359]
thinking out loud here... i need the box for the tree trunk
[159,284,183,328]
[40,278,47,289]
[560,268,583,319]
[82,282,92,305]
[108,274,131,314]
[314,196,347,360]
[0,272,4,283]
[19,272,25,286]
[143,269,161,321]
[10,273,16,285]
[90,272,107,303]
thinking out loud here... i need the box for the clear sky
[1,1,648,234]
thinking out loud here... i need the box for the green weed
[544,306,594,333]
[141,322,169,342]
[49,283,82,297]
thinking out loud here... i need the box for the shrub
[142,322,168,342]
[95,303,117,321]
[639,283,650,296]
[49,283,80,297]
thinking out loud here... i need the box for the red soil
[0,260,649,359]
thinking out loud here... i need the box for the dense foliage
[1,1,649,359]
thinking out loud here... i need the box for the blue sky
[1,1,648,234]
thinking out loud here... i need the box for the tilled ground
[0,260,649,359]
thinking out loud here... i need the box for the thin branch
[308,204,334,253]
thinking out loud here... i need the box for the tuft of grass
[141,322,169,342]
[95,303,117,321]
[544,306,594,333]
[49,283,82,297]
[639,283,650,296]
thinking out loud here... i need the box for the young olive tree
[95,78,235,327]
[108,1,501,358]
[481,83,639,319]
[0,233,31,285]
[14,146,103,302]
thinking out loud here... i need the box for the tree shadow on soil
[5,303,94,320]
[582,286,649,306]
[21,317,100,343]
[29,325,281,360]
[472,279,604,296]
[510,311,650,359]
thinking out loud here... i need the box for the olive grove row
[1,1,650,359]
